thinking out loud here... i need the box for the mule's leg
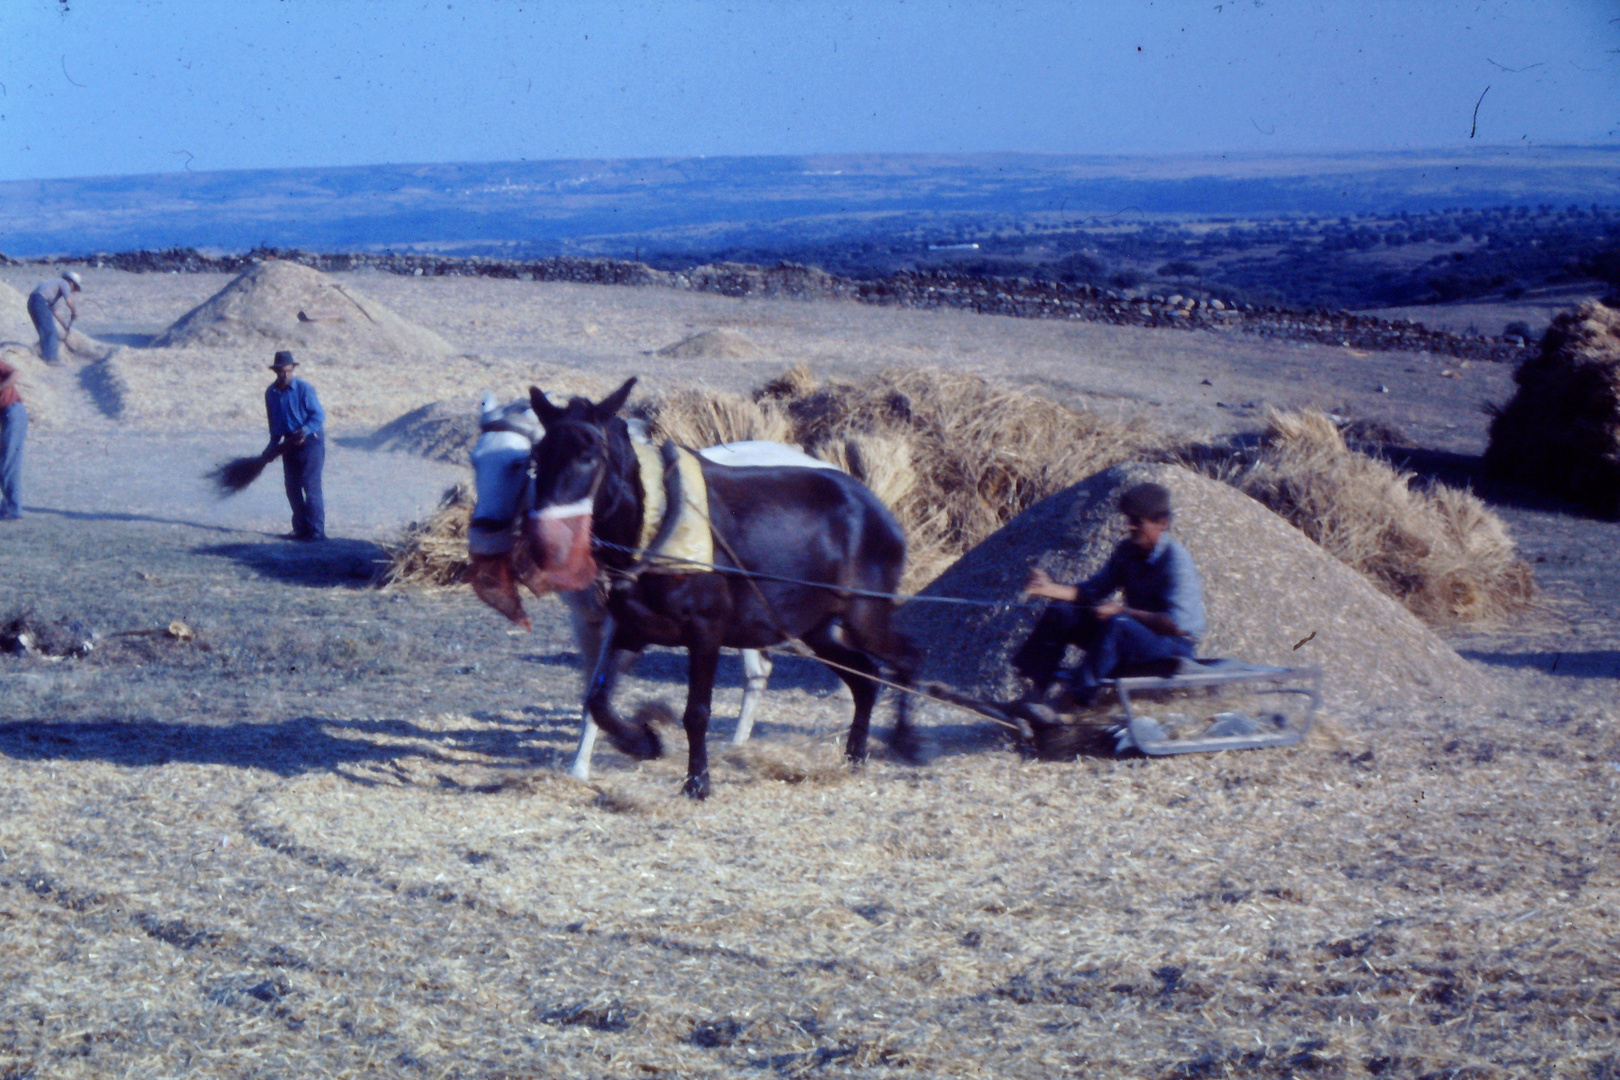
[880,631,934,766]
[731,648,773,744]
[563,600,605,779]
[799,624,882,764]
[579,618,662,762]
[680,642,723,799]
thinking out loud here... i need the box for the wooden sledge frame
[1107,661,1322,755]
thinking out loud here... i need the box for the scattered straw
[1221,407,1535,627]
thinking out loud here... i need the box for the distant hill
[3,147,1617,261]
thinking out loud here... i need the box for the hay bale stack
[898,462,1492,715]
[1484,298,1620,517]
[152,259,457,362]
[1231,408,1534,626]
[655,328,760,360]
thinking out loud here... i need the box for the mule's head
[522,377,637,594]
[467,394,546,630]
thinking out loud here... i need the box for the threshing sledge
[930,658,1321,759]
[1105,659,1321,756]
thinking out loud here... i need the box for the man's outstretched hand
[1024,568,1080,604]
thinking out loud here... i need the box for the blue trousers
[28,293,61,363]
[1013,601,1196,694]
[281,437,326,539]
[0,401,26,517]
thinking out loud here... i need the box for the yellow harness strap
[631,441,714,572]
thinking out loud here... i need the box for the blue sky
[2,0,1616,182]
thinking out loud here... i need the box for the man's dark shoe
[1052,685,1098,713]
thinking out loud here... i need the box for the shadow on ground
[0,711,571,783]
[25,505,245,534]
[195,538,390,587]
[1458,649,1620,678]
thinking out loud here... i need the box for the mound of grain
[151,259,457,362]
[0,282,32,345]
[1484,298,1620,517]
[899,461,1491,715]
[0,344,68,430]
[1228,408,1535,626]
[366,399,482,463]
[655,328,760,360]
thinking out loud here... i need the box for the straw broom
[207,442,284,496]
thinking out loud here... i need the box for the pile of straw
[1485,298,1620,517]
[1227,408,1535,626]
[645,366,1159,589]
[380,483,474,588]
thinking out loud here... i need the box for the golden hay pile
[644,366,1160,589]
[1485,298,1620,517]
[1224,408,1536,627]
[380,483,473,588]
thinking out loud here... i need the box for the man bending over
[1012,481,1205,713]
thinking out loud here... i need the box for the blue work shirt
[1077,534,1206,641]
[265,377,325,443]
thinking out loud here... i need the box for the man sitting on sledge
[1011,482,1206,719]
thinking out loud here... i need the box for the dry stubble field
[0,265,1615,1079]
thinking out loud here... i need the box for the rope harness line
[592,537,1043,611]
[600,456,1031,731]
[518,432,1033,733]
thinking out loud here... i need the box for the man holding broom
[264,351,326,541]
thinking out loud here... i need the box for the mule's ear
[529,386,563,426]
[591,377,637,423]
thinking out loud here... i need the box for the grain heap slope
[899,461,1492,715]
[153,259,456,362]
[0,282,32,346]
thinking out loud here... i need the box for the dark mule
[522,378,931,798]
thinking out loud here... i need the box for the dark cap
[270,350,297,370]
[1119,482,1172,520]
